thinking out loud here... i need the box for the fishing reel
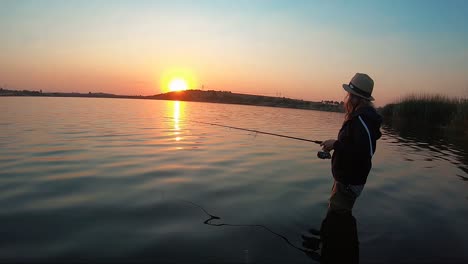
[317,150,331,159]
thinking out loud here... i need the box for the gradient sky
[1,0,467,105]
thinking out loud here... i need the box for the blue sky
[1,0,467,104]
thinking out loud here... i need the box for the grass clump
[380,94,468,135]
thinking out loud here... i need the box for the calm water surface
[1,97,467,263]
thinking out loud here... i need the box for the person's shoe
[301,235,321,251]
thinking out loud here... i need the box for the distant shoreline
[0,88,344,113]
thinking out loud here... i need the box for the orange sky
[1,1,467,106]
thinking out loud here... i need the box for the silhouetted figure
[321,73,382,213]
[302,211,359,263]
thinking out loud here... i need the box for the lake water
[1,97,467,263]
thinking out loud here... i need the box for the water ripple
[1,97,467,263]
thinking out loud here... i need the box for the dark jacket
[332,106,382,185]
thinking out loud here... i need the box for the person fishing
[320,73,382,213]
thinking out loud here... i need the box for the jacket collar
[350,106,375,119]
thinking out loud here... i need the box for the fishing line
[164,117,323,144]
[178,199,319,259]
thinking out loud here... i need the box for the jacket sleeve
[333,117,371,158]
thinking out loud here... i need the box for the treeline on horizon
[380,94,468,136]
[0,88,119,97]
[153,89,344,112]
[0,88,344,113]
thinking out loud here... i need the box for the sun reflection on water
[168,101,185,145]
[173,101,180,130]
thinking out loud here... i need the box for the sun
[160,67,198,93]
[169,78,188,92]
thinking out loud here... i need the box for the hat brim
[342,84,374,101]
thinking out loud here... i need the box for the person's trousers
[328,181,358,213]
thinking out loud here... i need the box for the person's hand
[320,139,336,152]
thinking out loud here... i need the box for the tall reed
[380,94,468,134]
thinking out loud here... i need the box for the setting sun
[160,68,197,93]
[169,79,188,92]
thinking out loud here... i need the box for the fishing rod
[165,117,332,159]
[195,120,323,144]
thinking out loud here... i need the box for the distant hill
[149,90,343,112]
[0,88,344,112]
